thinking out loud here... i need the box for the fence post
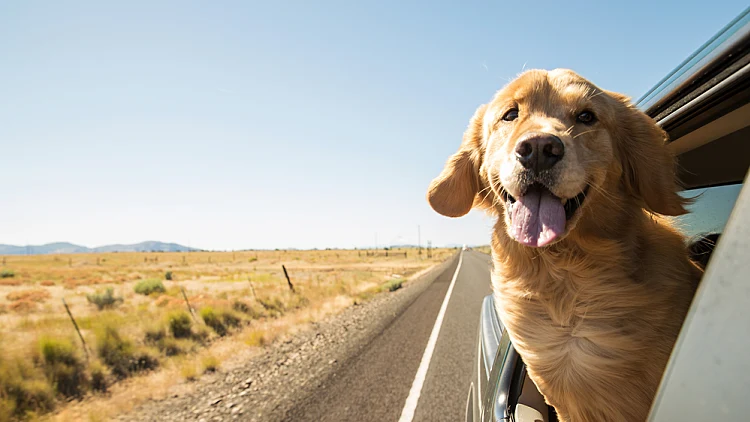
[248,278,258,301]
[62,299,89,361]
[282,265,295,293]
[180,287,198,322]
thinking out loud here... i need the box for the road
[286,250,493,422]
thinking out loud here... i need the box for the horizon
[2,1,747,250]
[0,239,475,252]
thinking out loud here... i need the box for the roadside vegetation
[0,248,453,420]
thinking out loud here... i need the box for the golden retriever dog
[427,69,702,422]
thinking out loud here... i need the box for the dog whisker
[572,129,600,139]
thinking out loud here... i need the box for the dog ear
[427,104,487,217]
[609,92,689,216]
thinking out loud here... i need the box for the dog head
[427,69,687,247]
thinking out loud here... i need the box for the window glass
[674,183,743,237]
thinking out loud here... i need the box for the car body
[467,7,750,422]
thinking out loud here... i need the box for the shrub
[131,348,159,373]
[243,329,268,347]
[232,300,260,319]
[133,279,165,296]
[8,379,55,417]
[38,336,88,397]
[258,296,285,316]
[199,307,226,337]
[0,355,55,418]
[164,271,173,281]
[0,270,14,278]
[190,325,211,344]
[201,355,219,373]
[222,310,242,328]
[94,323,157,379]
[156,338,185,357]
[167,311,192,339]
[89,360,109,393]
[180,362,198,381]
[257,293,309,317]
[232,300,250,314]
[95,324,135,379]
[200,307,242,337]
[143,323,166,344]
[0,397,15,422]
[86,287,123,310]
[382,278,403,292]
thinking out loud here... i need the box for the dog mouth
[500,183,589,247]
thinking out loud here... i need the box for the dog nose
[515,133,565,172]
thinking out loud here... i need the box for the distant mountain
[0,242,90,255]
[0,241,198,255]
[92,241,195,253]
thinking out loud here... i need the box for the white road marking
[398,251,464,422]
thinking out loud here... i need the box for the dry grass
[473,245,491,254]
[8,288,52,303]
[0,248,453,420]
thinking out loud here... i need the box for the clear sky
[1,1,747,250]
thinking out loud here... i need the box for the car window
[674,183,743,237]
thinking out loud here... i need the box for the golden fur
[428,69,702,422]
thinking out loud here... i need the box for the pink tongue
[510,188,566,247]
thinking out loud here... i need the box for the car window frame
[648,175,750,420]
[481,328,519,422]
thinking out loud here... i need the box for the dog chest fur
[490,228,698,422]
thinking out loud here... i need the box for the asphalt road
[286,250,493,422]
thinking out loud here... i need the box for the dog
[427,69,703,422]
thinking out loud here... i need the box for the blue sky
[1,1,747,250]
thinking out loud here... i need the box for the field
[0,248,453,421]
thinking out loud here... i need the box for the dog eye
[502,108,519,121]
[577,110,596,124]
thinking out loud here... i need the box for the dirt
[117,256,455,422]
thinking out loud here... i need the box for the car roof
[637,7,750,125]
[636,7,750,190]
